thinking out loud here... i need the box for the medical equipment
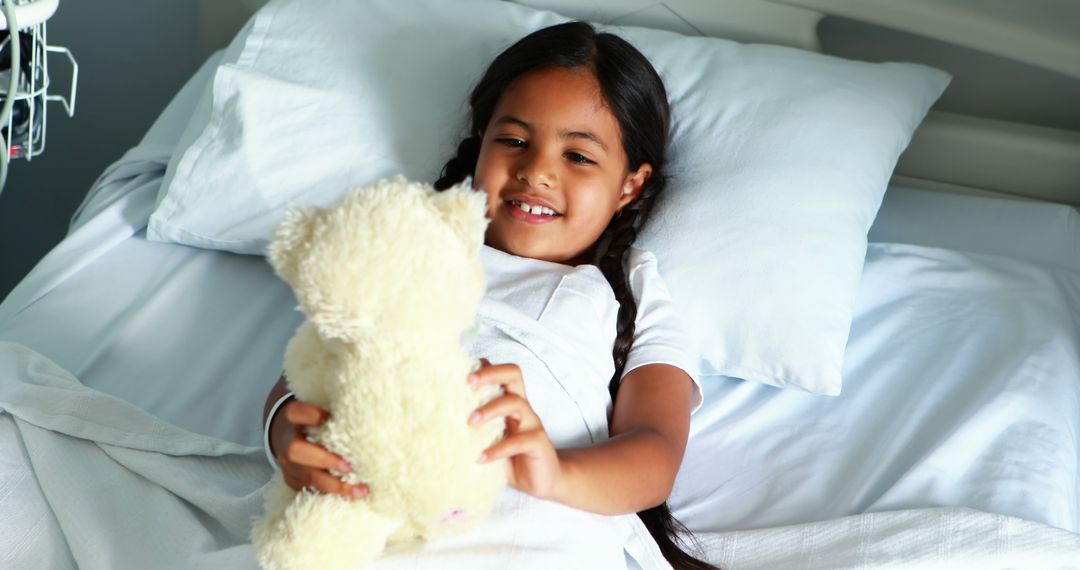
[0,0,77,196]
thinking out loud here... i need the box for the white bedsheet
[696,507,1080,569]
[670,242,1080,534]
[3,342,1077,569]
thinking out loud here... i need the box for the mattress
[1,51,1079,568]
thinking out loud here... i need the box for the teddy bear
[251,177,506,570]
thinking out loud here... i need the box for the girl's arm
[471,362,695,515]
[556,363,694,514]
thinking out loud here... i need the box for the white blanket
[0,342,269,569]
[3,341,1078,569]
[0,341,663,569]
[694,507,1080,569]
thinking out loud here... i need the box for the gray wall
[0,1,203,300]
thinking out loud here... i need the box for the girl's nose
[515,150,556,189]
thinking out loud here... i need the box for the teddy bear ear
[266,206,320,288]
[431,178,489,253]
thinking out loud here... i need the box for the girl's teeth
[510,200,557,216]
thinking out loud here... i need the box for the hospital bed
[1,0,1078,568]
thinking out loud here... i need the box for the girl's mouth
[506,199,561,224]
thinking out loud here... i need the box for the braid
[593,200,644,399]
[592,168,662,397]
[593,176,718,570]
[434,134,482,191]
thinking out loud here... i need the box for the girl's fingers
[285,439,353,473]
[276,399,368,499]
[468,393,540,431]
[284,400,331,427]
[469,363,526,398]
[283,473,305,491]
[283,465,369,499]
[308,469,369,499]
[478,429,548,462]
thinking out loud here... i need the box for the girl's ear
[617,163,653,211]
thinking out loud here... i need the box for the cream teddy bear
[252,177,505,570]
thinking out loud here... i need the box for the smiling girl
[263,21,715,569]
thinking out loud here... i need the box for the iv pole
[0,0,77,197]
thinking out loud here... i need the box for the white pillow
[870,186,1080,274]
[148,0,951,395]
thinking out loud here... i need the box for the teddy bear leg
[252,473,399,570]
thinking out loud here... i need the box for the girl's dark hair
[435,21,716,570]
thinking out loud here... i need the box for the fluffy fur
[252,177,505,569]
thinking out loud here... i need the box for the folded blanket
[0,342,270,569]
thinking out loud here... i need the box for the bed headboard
[200,0,1080,207]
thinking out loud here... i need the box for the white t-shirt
[367,245,696,568]
[473,244,703,449]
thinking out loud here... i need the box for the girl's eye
[566,152,595,165]
[495,137,526,148]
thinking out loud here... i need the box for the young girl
[263,21,714,569]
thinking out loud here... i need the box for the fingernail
[338,459,352,472]
[467,374,478,386]
[353,486,367,499]
[476,452,487,463]
[468,411,481,425]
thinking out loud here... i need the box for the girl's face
[473,66,652,265]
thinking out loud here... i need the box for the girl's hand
[468,359,562,500]
[268,398,369,500]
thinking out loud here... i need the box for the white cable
[0,0,20,197]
